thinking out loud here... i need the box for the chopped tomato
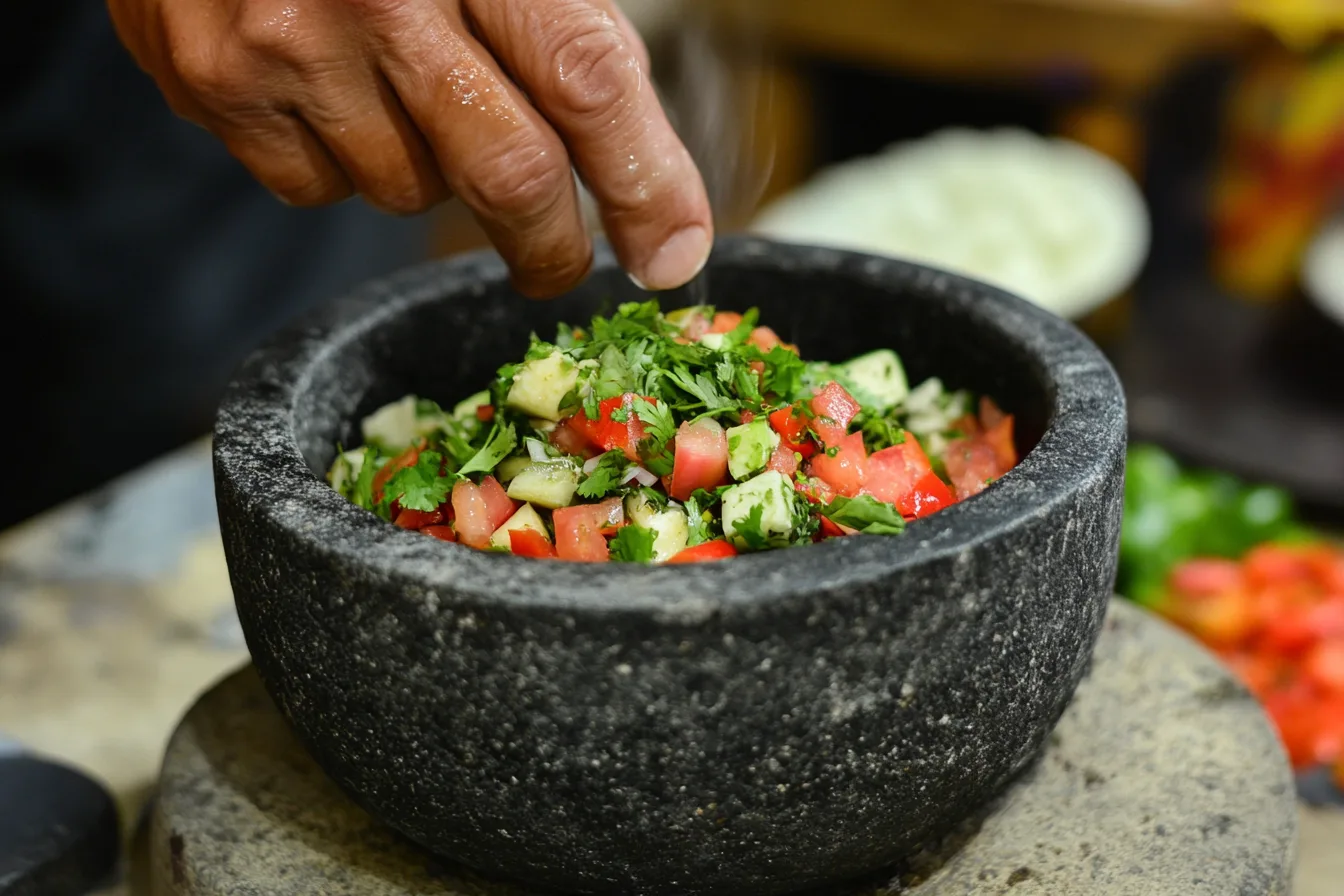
[551,416,598,459]
[943,438,1000,500]
[574,394,655,461]
[670,417,729,501]
[1244,544,1319,589]
[476,404,495,422]
[709,311,743,334]
[795,476,836,505]
[509,528,557,559]
[896,470,956,520]
[553,503,618,562]
[421,525,456,542]
[980,415,1017,473]
[768,404,817,458]
[1304,640,1344,692]
[748,326,785,352]
[1219,651,1287,697]
[1260,599,1344,654]
[739,409,756,424]
[863,435,931,505]
[1169,559,1245,596]
[809,382,861,445]
[371,441,423,503]
[681,312,712,340]
[1168,587,1258,649]
[394,507,445,530]
[806,432,867,498]
[817,517,849,539]
[478,475,517,531]
[667,540,739,563]
[451,480,494,549]
[765,442,799,477]
[979,396,1008,430]
[1266,691,1344,768]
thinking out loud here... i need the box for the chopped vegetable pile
[1120,444,1303,605]
[1157,542,1344,777]
[326,301,1020,563]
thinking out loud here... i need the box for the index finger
[466,0,713,291]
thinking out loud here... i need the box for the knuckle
[276,175,352,207]
[368,179,443,216]
[514,252,593,298]
[543,7,641,119]
[465,135,571,222]
[170,41,242,102]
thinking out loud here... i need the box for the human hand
[108,0,713,295]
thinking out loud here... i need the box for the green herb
[351,451,381,512]
[856,413,906,453]
[683,494,714,546]
[576,451,628,499]
[822,495,906,535]
[381,450,455,512]
[731,504,772,551]
[609,524,657,563]
[457,421,518,478]
[665,365,735,411]
[757,346,806,399]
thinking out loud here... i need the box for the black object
[0,755,120,896]
[212,238,1127,896]
[1114,280,1344,517]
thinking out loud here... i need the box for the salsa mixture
[326,301,1020,563]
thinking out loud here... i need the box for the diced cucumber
[326,447,368,497]
[451,390,490,421]
[506,460,580,509]
[721,471,800,550]
[698,332,727,351]
[489,503,550,551]
[506,351,579,421]
[624,494,691,561]
[837,349,908,410]
[725,419,780,481]
[361,395,419,452]
[496,456,533,483]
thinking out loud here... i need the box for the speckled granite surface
[0,441,1339,894]
[149,603,1293,896]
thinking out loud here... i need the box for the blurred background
[6,0,1344,808]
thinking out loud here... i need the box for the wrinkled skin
[107,0,713,295]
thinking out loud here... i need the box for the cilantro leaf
[351,450,381,512]
[665,364,735,410]
[593,343,637,401]
[683,494,715,546]
[633,400,677,475]
[822,495,906,535]
[758,346,806,399]
[856,412,907,453]
[732,504,772,551]
[381,450,455,512]
[576,450,628,499]
[457,421,517,477]
[609,524,657,563]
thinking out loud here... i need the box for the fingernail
[633,226,712,291]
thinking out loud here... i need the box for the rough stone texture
[149,602,1297,896]
[211,238,1128,895]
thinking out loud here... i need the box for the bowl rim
[214,236,1126,615]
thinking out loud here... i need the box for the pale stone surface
[149,601,1296,896]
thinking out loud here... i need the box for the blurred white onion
[750,128,1151,320]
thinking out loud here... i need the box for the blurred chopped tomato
[1159,539,1344,772]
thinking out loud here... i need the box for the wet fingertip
[631,224,712,292]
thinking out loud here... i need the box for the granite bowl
[213,237,1126,896]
